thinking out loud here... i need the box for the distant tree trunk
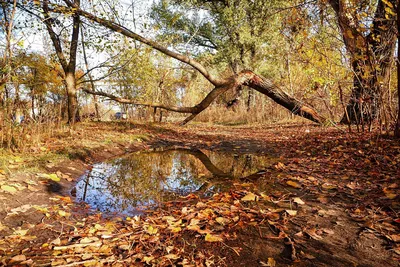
[81,28,100,121]
[30,87,35,120]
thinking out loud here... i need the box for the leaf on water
[1,185,17,194]
[205,233,223,242]
[286,181,302,189]
[241,192,259,202]
[293,197,305,205]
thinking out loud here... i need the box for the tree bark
[329,0,397,124]
[42,0,80,124]
[65,72,78,124]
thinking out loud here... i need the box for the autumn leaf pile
[0,183,310,266]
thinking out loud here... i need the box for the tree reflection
[74,148,273,215]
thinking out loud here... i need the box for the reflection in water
[74,148,272,215]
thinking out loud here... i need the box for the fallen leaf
[0,222,9,231]
[241,192,259,201]
[205,233,223,242]
[48,174,60,182]
[293,197,305,205]
[285,210,297,216]
[58,210,70,217]
[390,234,400,242]
[1,185,17,194]
[9,255,26,264]
[164,254,179,260]
[305,228,323,240]
[146,225,158,235]
[216,217,230,226]
[286,180,302,189]
[13,229,29,236]
[143,256,154,264]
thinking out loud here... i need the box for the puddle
[73,148,273,215]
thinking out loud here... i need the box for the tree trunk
[329,0,397,125]
[65,72,78,124]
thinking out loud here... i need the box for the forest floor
[0,121,399,267]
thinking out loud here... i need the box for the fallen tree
[61,1,327,125]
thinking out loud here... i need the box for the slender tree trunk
[81,28,100,121]
[31,87,35,120]
[65,72,78,124]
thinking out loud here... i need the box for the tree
[57,0,326,125]
[41,0,81,124]
[327,0,397,125]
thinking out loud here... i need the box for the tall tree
[41,0,81,124]
[328,0,397,124]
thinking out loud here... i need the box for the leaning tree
[63,0,327,125]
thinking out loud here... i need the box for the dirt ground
[0,121,399,266]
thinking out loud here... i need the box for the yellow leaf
[48,174,60,182]
[164,254,179,260]
[146,225,158,235]
[169,226,182,233]
[58,210,70,217]
[13,229,29,236]
[1,185,17,194]
[215,217,230,226]
[241,192,259,201]
[205,233,223,242]
[286,181,302,189]
[143,256,154,264]
[266,257,276,267]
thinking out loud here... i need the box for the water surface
[73,148,272,215]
